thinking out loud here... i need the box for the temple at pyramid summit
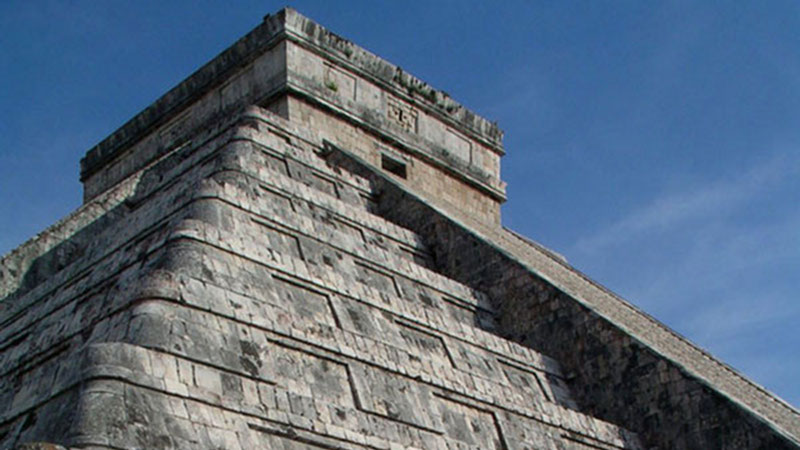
[2,8,799,450]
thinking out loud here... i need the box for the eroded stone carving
[387,97,417,132]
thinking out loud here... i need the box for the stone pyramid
[1,8,798,450]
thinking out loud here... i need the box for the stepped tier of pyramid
[1,8,798,450]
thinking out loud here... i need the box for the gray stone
[1,7,798,450]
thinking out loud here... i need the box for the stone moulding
[79,8,504,203]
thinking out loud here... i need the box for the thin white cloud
[565,151,800,406]
[573,153,799,255]
[675,286,800,406]
[679,287,795,342]
[628,210,800,309]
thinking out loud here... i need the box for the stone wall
[332,134,800,449]
[79,8,506,226]
[1,107,640,449]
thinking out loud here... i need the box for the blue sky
[1,1,798,408]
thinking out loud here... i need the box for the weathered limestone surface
[1,7,798,450]
[1,109,639,449]
[335,139,800,449]
[79,8,505,224]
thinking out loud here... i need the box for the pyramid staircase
[0,107,642,449]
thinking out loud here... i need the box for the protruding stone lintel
[280,8,504,150]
